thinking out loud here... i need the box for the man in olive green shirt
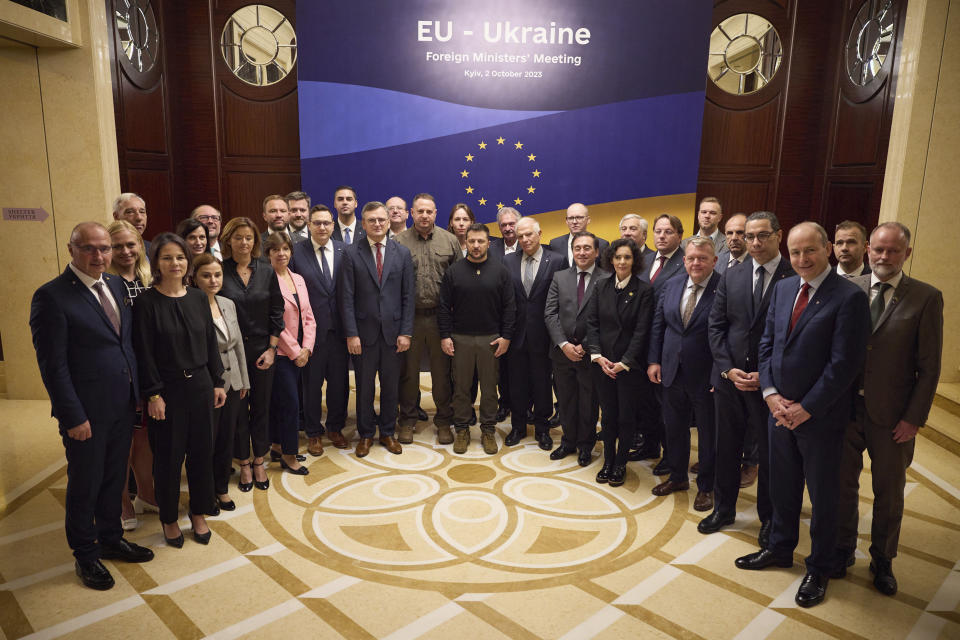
[394,193,462,444]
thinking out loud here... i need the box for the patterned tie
[753,264,765,313]
[682,283,701,328]
[93,281,120,335]
[870,282,891,328]
[344,227,352,245]
[319,245,332,286]
[728,256,737,269]
[650,255,667,282]
[523,255,535,295]
[788,283,810,333]
[577,271,587,307]
[375,242,384,283]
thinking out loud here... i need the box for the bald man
[549,203,609,269]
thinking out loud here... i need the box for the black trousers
[235,335,275,459]
[713,378,771,521]
[635,377,665,454]
[147,371,216,524]
[212,387,244,496]
[62,394,135,562]
[552,352,598,450]
[352,336,401,438]
[662,368,716,492]
[593,366,640,466]
[270,356,302,454]
[507,343,553,435]
[301,330,349,437]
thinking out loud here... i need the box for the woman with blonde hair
[106,220,158,531]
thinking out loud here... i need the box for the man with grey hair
[618,213,652,259]
[835,221,942,596]
[285,191,311,243]
[385,196,408,239]
[113,193,148,249]
[192,205,223,260]
[503,218,564,448]
[489,206,522,260]
[549,203,609,269]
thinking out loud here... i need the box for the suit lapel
[576,269,599,314]
[278,273,299,308]
[874,275,908,333]
[786,274,834,345]
[71,270,120,336]
[686,272,718,331]
[357,241,381,288]
[751,259,791,329]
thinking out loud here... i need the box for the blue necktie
[344,227,352,245]
[319,245,332,286]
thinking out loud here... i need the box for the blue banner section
[301,92,704,226]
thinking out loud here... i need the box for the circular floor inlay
[447,463,496,484]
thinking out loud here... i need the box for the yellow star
[478,141,487,149]
[514,197,523,205]
[527,186,535,193]
[465,153,474,162]
[496,136,505,145]
[478,198,487,206]
[532,169,541,177]
[465,186,474,194]
[527,154,536,161]
[496,202,505,209]
[514,141,523,149]
[460,170,469,178]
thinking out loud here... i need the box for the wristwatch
[149,394,162,402]
[720,370,730,380]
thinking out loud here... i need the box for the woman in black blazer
[585,238,654,486]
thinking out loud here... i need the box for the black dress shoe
[76,559,114,590]
[652,459,670,476]
[164,530,185,549]
[100,538,155,563]
[735,548,793,570]
[504,429,525,446]
[577,449,592,467]
[280,459,310,475]
[417,406,429,422]
[627,446,660,462]
[596,463,614,483]
[536,433,553,451]
[758,520,772,549]
[218,498,236,511]
[238,462,253,493]
[608,465,626,487]
[469,408,478,426]
[870,558,898,595]
[697,511,736,534]
[549,445,575,460]
[795,572,827,607]
[270,450,305,462]
[252,461,269,490]
[193,529,212,545]
[495,406,510,422]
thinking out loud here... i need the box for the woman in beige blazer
[193,253,250,511]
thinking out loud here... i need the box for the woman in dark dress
[218,217,284,492]
[175,218,211,286]
[585,238,654,487]
[134,233,226,546]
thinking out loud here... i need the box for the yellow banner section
[485,192,697,252]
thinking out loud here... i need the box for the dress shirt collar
[752,253,782,275]
[615,274,632,290]
[657,248,678,261]
[802,265,832,289]
[338,218,356,236]
[577,263,596,277]
[69,262,106,289]
[523,246,543,263]
[366,235,386,250]
[871,269,903,290]
[311,237,330,252]
[503,240,518,253]
[837,262,865,277]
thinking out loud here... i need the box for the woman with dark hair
[192,252,249,512]
[218,217,284,492]
[176,218,211,285]
[447,203,475,257]
[134,233,226,546]
[585,238,654,487]
[264,232,316,474]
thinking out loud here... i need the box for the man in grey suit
[715,213,748,275]
[835,222,943,596]
[683,197,728,254]
[545,232,611,466]
[549,203,609,269]
[341,201,416,458]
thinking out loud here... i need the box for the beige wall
[0,0,119,399]
[880,0,959,382]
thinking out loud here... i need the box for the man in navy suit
[736,222,870,609]
[341,202,415,457]
[647,237,720,511]
[290,205,350,454]
[486,206,522,423]
[331,185,365,246]
[548,203,609,269]
[503,218,564,449]
[833,220,871,277]
[618,214,653,263]
[699,211,793,542]
[30,222,154,590]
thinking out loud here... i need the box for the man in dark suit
[341,201,415,457]
[699,211,793,541]
[715,213,748,276]
[503,218,564,449]
[285,190,312,244]
[548,203,609,269]
[30,222,154,590]
[682,197,728,254]
[641,214,686,290]
[545,232,610,466]
[833,220,871,277]
[290,204,350,454]
[331,185,365,246]
[736,222,871,609]
[647,237,721,511]
[618,214,653,263]
[835,222,943,596]
[112,192,149,252]
[261,194,293,247]
[486,206,522,423]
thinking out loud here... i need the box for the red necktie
[577,271,586,306]
[375,242,384,283]
[650,255,667,282]
[789,283,810,333]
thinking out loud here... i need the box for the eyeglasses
[74,244,112,255]
[566,216,587,222]
[744,232,775,242]
[310,220,333,227]
[195,215,221,222]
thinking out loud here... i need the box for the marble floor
[1,379,959,640]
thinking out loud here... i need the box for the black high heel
[270,449,305,462]
[189,512,212,545]
[238,461,253,493]
[280,459,309,476]
[163,523,184,548]
[252,460,269,490]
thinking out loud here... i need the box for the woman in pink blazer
[265,232,317,475]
